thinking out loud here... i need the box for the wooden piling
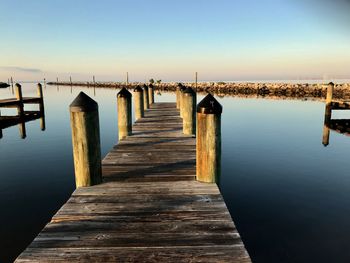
[196,94,222,183]
[176,83,182,109]
[70,76,72,85]
[10,77,13,87]
[148,84,155,104]
[148,83,154,105]
[143,84,149,110]
[69,92,102,188]
[179,85,186,118]
[37,83,45,131]
[117,88,132,140]
[15,84,24,117]
[182,87,196,136]
[195,72,198,90]
[126,72,129,85]
[133,85,144,120]
[326,82,334,105]
[37,83,43,100]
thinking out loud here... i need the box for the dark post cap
[328,82,335,86]
[179,85,186,91]
[15,83,21,88]
[183,87,195,95]
[37,83,42,87]
[117,87,132,98]
[134,85,143,92]
[197,93,222,114]
[70,92,98,112]
[143,84,149,90]
[149,83,154,88]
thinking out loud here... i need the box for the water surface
[1,83,350,263]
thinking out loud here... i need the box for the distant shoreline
[47,81,350,100]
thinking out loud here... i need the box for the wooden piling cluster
[322,82,350,146]
[0,83,45,139]
[15,87,251,262]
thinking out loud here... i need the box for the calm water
[1,83,350,263]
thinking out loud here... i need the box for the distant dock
[0,83,45,138]
[15,86,251,262]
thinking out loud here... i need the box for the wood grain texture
[15,102,251,263]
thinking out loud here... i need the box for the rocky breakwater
[48,81,350,100]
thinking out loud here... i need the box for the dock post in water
[117,88,132,140]
[326,82,334,105]
[179,84,186,118]
[69,92,102,188]
[176,83,182,109]
[143,84,149,110]
[133,85,144,120]
[15,83,24,118]
[196,94,223,183]
[182,87,196,136]
[148,83,155,104]
[37,83,45,131]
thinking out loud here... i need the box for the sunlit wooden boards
[15,102,251,263]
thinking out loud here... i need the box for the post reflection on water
[322,99,350,146]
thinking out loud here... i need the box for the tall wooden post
[56,77,59,84]
[133,85,144,120]
[69,92,102,188]
[196,93,222,183]
[182,87,196,135]
[15,83,24,118]
[126,72,129,85]
[70,76,72,85]
[117,88,132,140]
[195,72,198,90]
[10,77,13,87]
[143,84,149,110]
[179,85,186,118]
[176,83,182,109]
[148,83,155,104]
[37,83,45,131]
[15,84,26,139]
[326,82,334,105]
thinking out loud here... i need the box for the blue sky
[0,0,349,82]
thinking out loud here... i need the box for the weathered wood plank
[16,246,251,263]
[14,102,251,263]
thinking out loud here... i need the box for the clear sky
[0,0,349,82]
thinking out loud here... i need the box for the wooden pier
[0,83,45,138]
[15,91,250,262]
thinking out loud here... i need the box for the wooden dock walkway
[15,102,250,262]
